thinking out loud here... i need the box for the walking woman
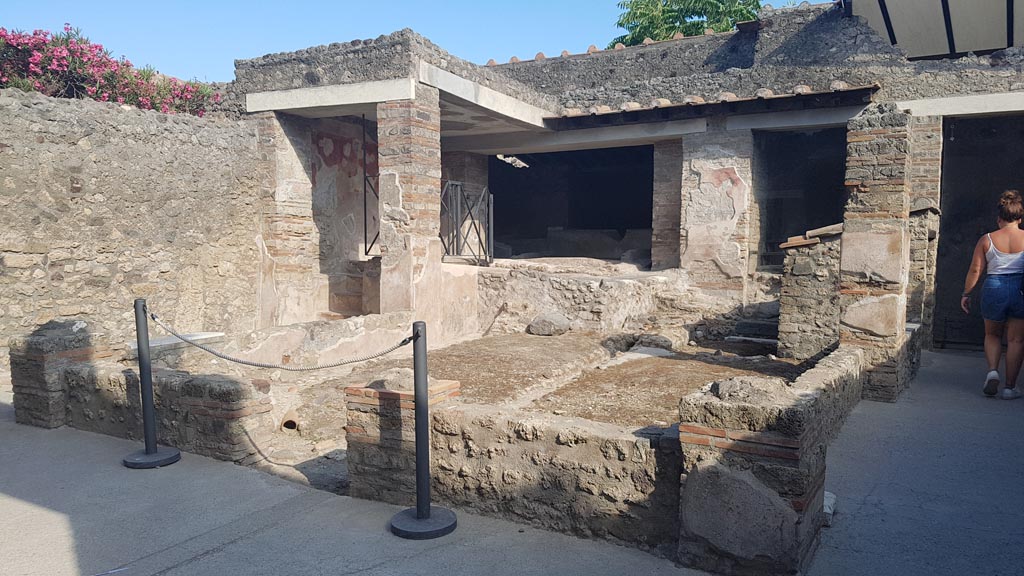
[962,190,1024,399]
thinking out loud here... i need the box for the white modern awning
[854,0,1022,58]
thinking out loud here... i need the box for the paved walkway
[2,349,1021,575]
[808,350,1024,576]
[0,390,697,576]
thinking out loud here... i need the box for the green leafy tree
[609,0,761,47]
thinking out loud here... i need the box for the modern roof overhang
[853,0,1022,58]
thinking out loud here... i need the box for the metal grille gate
[440,180,493,265]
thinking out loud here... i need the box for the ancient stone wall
[0,89,269,375]
[840,103,915,402]
[778,235,841,361]
[232,32,415,98]
[679,127,754,302]
[496,5,1023,108]
[256,113,380,325]
[10,326,273,461]
[346,384,681,552]
[477,265,672,335]
[676,346,865,575]
[431,406,681,552]
[230,29,557,114]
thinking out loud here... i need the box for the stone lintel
[442,118,707,155]
[897,91,1024,117]
[245,78,416,116]
[418,62,552,128]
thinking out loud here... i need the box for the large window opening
[934,115,1024,348]
[488,146,654,263]
[753,128,848,267]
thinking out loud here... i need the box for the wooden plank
[805,223,844,238]
[779,237,821,250]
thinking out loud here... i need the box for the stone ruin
[4,3,1023,574]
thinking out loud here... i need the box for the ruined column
[376,85,443,313]
[652,139,683,270]
[839,104,915,401]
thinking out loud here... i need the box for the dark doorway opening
[489,146,654,263]
[752,128,848,267]
[934,115,1024,348]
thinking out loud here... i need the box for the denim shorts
[981,273,1024,322]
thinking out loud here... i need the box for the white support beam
[245,78,416,116]
[725,106,869,131]
[443,118,707,155]
[897,92,1024,117]
[418,62,552,129]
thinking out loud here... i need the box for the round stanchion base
[389,506,457,540]
[122,447,181,469]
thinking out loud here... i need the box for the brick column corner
[10,323,113,428]
[345,375,460,505]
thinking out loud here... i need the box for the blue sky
[1,1,832,82]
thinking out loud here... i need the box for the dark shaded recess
[753,127,848,267]
[489,146,654,256]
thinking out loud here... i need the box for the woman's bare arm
[962,237,988,313]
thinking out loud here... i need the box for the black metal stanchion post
[389,321,457,539]
[123,298,181,469]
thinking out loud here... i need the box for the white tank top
[986,233,1024,275]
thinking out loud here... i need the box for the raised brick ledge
[343,379,460,402]
[678,424,801,448]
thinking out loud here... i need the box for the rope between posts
[145,306,413,372]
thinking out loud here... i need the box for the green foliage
[608,0,761,47]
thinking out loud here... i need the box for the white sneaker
[1002,387,1022,400]
[984,370,1001,397]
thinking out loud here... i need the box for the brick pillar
[376,85,442,313]
[652,139,683,270]
[907,116,943,344]
[10,325,112,428]
[344,378,460,505]
[840,104,913,402]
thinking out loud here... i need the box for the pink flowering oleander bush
[0,24,221,117]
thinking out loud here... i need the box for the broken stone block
[841,294,901,337]
[526,312,571,336]
[366,367,416,391]
[679,462,799,568]
[711,376,789,404]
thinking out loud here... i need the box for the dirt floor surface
[336,332,612,405]
[530,342,804,428]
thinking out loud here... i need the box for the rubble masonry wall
[0,89,269,374]
[778,236,841,361]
